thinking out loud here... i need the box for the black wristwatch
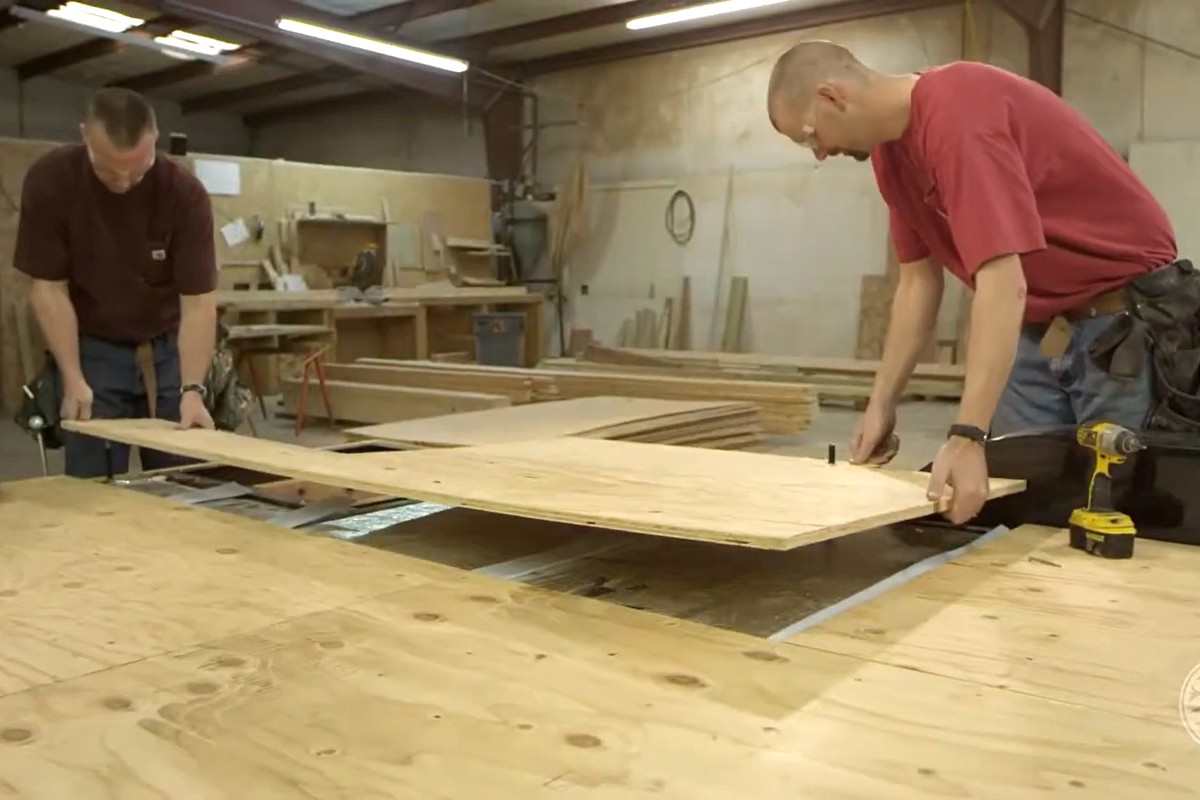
[947,423,988,445]
[181,383,208,400]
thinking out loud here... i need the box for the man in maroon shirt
[766,41,1182,524]
[14,87,217,477]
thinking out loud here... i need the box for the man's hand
[179,390,214,430]
[849,403,900,465]
[926,437,989,525]
[60,377,94,421]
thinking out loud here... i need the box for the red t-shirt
[871,61,1177,322]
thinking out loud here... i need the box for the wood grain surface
[0,481,1197,799]
[63,420,1025,550]
[345,396,757,447]
[789,524,1200,726]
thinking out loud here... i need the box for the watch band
[181,383,207,399]
[947,423,988,444]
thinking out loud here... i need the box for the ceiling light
[154,30,240,57]
[276,17,468,73]
[627,0,793,30]
[10,4,238,65]
[45,1,144,33]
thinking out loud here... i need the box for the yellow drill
[1068,422,1145,559]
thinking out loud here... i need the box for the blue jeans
[991,314,1155,436]
[57,333,194,478]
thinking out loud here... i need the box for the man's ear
[815,82,848,112]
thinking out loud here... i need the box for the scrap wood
[63,419,1026,550]
[318,362,547,403]
[279,378,510,424]
[355,358,817,434]
[345,396,760,448]
[548,356,964,401]
[618,347,965,380]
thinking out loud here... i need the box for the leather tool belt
[1082,258,1200,432]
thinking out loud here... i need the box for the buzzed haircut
[767,40,868,130]
[86,87,157,148]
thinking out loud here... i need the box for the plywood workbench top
[0,479,1198,798]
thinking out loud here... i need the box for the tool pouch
[1089,259,1200,432]
[205,322,251,432]
[14,355,64,450]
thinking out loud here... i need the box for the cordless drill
[1068,422,1145,559]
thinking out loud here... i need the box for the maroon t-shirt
[871,61,1177,322]
[13,143,217,342]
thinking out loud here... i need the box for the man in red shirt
[766,41,1180,524]
[14,87,217,477]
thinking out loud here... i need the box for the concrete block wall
[0,67,249,155]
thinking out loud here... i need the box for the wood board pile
[345,396,763,449]
[553,345,966,402]
[65,419,1024,550]
[284,358,819,434]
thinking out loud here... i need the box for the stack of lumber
[345,396,763,449]
[279,358,817,434]
[541,345,966,404]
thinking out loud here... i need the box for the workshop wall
[532,4,1019,358]
[248,93,488,179]
[1065,0,1200,159]
[0,66,250,155]
[532,0,1200,359]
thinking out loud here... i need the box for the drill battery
[1068,509,1136,559]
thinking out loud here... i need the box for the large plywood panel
[786,524,1200,727]
[0,481,1196,798]
[65,419,1024,550]
[0,478,452,697]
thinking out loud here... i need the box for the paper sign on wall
[220,217,250,247]
[195,159,241,195]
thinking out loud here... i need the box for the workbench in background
[218,287,545,397]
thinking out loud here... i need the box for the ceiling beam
[996,0,1059,30]
[520,0,958,75]
[14,15,186,81]
[110,45,268,90]
[180,65,355,114]
[356,0,485,30]
[105,0,480,94]
[443,0,684,53]
[158,0,472,105]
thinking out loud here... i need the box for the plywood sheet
[345,396,755,447]
[1,482,1197,798]
[64,420,1025,550]
[0,478,450,697]
[786,524,1200,728]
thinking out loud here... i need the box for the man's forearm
[28,280,85,384]
[956,254,1027,429]
[870,260,943,409]
[178,292,217,387]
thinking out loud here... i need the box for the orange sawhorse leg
[295,346,335,435]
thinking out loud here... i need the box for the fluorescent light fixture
[276,17,468,73]
[627,0,793,30]
[46,1,144,33]
[10,4,238,65]
[154,30,240,57]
